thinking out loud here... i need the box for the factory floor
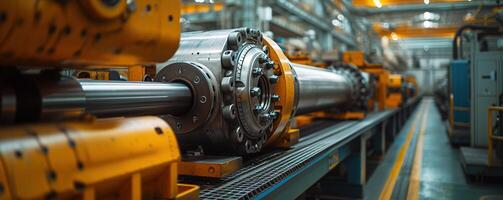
[365,98,503,200]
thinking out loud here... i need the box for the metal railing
[487,106,503,166]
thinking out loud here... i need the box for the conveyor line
[194,97,421,199]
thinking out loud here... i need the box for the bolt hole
[63,26,71,35]
[48,24,56,35]
[154,127,163,135]
[74,181,85,190]
[14,150,22,158]
[80,29,87,37]
[145,4,151,12]
[94,33,102,42]
[168,15,173,22]
[0,12,8,23]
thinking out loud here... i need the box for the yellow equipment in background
[343,51,390,111]
[405,74,419,98]
[386,74,404,108]
[0,0,180,66]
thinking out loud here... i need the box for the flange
[156,62,217,134]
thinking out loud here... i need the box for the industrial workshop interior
[1,0,503,199]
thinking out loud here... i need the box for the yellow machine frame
[0,116,198,199]
[405,74,419,98]
[263,37,300,148]
[386,74,403,108]
[343,51,390,111]
[0,0,180,66]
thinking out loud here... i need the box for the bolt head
[265,61,275,69]
[271,94,280,102]
[254,105,262,112]
[259,113,271,122]
[258,55,268,64]
[250,87,261,97]
[270,111,279,120]
[252,68,263,77]
[269,75,279,84]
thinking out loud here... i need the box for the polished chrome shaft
[79,80,192,117]
[292,63,353,115]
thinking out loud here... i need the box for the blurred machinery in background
[345,51,386,111]
[386,74,404,108]
[405,75,419,99]
[444,21,503,177]
[434,78,449,120]
[446,24,503,147]
[343,51,415,110]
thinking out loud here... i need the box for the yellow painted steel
[386,74,403,108]
[405,74,419,98]
[262,36,297,147]
[343,51,389,111]
[373,24,457,39]
[181,2,224,14]
[0,0,180,66]
[0,116,199,200]
[343,51,366,67]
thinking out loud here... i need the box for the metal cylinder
[292,63,353,115]
[79,80,192,117]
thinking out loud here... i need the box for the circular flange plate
[156,62,217,134]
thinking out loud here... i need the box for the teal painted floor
[365,98,503,200]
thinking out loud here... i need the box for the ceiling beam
[351,1,500,15]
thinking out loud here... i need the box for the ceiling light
[373,0,382,8]
[424,0,429,4]
[337,14,345,21]
[423,21,434,28]
[423,12,433,20]
[332,19,342,27]
[391,32,399,41]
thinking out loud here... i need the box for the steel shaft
[79,80,192,117]
[292,63,353,115]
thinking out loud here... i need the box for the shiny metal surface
[80,80,192,117]
[38,76,86,121]
[158,28,277,154]
[292,63,353,115]
[0,87,16,124]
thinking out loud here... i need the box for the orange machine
[343,51,389,111]
[386,74,404,108]
[405,74,419,98]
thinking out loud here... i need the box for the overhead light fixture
[424,0,429,4]
[337,14,345,21]
[423,12,433,20]
[423,20,434,28]
[373,0,382,8]
[332,19,342,27]
[391,32,399,41]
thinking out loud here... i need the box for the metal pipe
[452,25,499,59]
[291,63,353,115]
[79,80,192,117]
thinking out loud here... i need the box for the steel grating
[199,112,392,199]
